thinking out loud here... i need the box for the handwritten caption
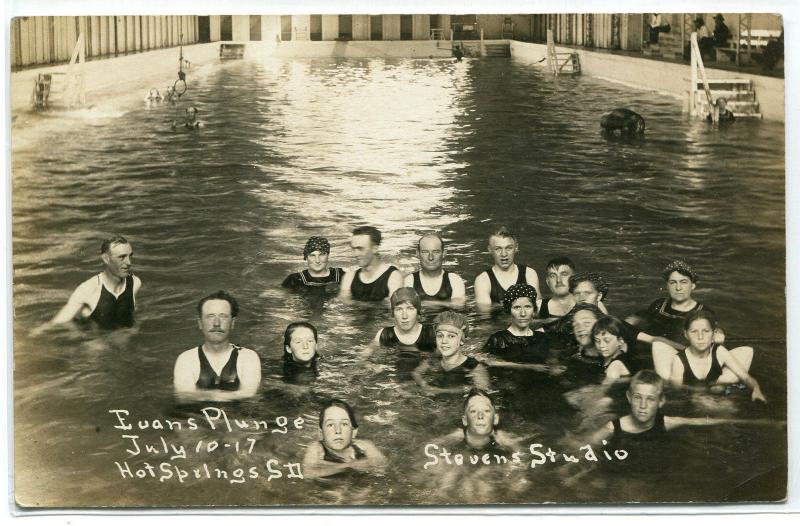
[423,442,629,470]
[109,407,305,483]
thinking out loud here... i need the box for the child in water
[669,311,765,402]
[592,316,639,382]
[591,370,778,444]
[283,321,320,379]
[412,310,490,395]
[707,97,735,124]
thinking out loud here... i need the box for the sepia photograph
[5,0,790,510]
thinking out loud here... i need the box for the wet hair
[390,287,421,314]
[628,369,665,397]
[683,309,718,332]
[196,290,239,318]
[352,226,381,245]
[488,226,517,244]
[545,256,576,273]
[568,272,610,300]
[502,283,538,314]
[417,233,445,252]
[661,260,698,283]
[570,303,605,325]
[590,316,626,340]
[318,399,358,429]
[434,310,469,338]
[463,387,495,411]
[100,235,129,254]
[283,321,319,364]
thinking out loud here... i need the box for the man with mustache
[173,290,261,401]
[50,235,142,330]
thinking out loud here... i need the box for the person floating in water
[600,108,646,135]
[339,226,404,301]
[282,236,344,289]
[403,233,466,302]
[474,227,540,308]
[707,97,735,124]
[302,399,387,479]
[668,311,765,402]
[48,235,141,331]
[590,370,777,444]
[412,310,491,395]
[173,291,261,402]
[453,44,464,62]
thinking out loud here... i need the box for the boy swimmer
[591,316,639,382]
[591,370,777,443]
[302,399,386,479]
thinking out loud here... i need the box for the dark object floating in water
[601,108,646,135]
[220,43,245,60]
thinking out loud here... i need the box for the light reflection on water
[12,57,785,506]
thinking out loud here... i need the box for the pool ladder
[546,29,581,75]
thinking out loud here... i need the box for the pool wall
[268,40,453,59]
[511,41,785,123]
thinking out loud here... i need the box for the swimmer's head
[571,303,604,348]
[462,388,499,437]
[351,226,382,267]
[283,321,319,364]
[591,316,627,358]
[502,283,538,314]
[417,233,445,272]
[662,260,697,302]
[390,287,421,314]
[99,235,133,278]
[196,290,239,318]
[434,310,468,356]
[683,310,717,353]
[716,97,728,110]
[569,271,608,304]
[627,370,666,424]
[303,236,331,259]
[488,226,518,271]
[661,260,698,283]
[318,399,358,451]
[186,106,198,119]
[149,88,159,97]
[545,257,575,297]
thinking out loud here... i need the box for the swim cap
[303,236,331,259]
[661,260,698,282]
[434,310,469,337]
[390,287,421,313]
[503,284,538,314]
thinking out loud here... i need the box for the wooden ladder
[546,29,581,75]
[32,33,85,110]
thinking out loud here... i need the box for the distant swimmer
[600,108,646,135]
[48,235,141,331]
[403,233,466,302]
[707,97,735,124]
[339,226,404,301]
[668,311,764,402]
[144,88,163,105]
[173,291,262,402]
[282,236,344,289]
[302,399,387,479]
[453,45,464,62]
[473,227,540,308]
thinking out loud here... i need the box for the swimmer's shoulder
[72,273,103,299]
[235,346,261,363]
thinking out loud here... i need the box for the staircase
[484,43,510,57]
[693,78,762,118]
[642,13,686,60]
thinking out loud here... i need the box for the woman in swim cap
[282,236,345,290]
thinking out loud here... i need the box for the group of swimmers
[42,227,772,476]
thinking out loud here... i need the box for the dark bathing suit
[604,352,639,376]
[196,345,241,390]
[411,271,453,300]
[321,442,367,463]
[350,265,399,301]
[484,264,529,304]
[641,298,713,343]
[538,298,571,319]
[379,324,437,351]
[282,268,344,289]
[612,414,667,440]
[429,356,481,389]
[677,344,723,386]
[484,330,550,363]
[89,274,135,329]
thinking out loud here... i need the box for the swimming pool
[12,56,786,506]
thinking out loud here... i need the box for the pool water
[12,56,786,506]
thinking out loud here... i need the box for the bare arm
[236,349,262,397]
[664,416,783,431]
[603,360,631,383]
[588,421,615,444]
[669,354,685,388]
[637,331,685,351]
[403,274,414,288]
[469,363,491,391]
[449,273,466,299]
[412,360,463,395]
[387,270,405,298]
[473,272,492,306]
[717,347,766,402]
[525,267,541,299]
[338,269,354,298]
[51,282,94,324]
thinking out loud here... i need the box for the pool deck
[10,39,785,123]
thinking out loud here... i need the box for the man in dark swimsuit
[538,256,577,320]
[49,235,142,330]
[403,233,466,302]
[340,226,404,301]
[302,399,386,479]
[473,227,539,308]
[173,290,261,402]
